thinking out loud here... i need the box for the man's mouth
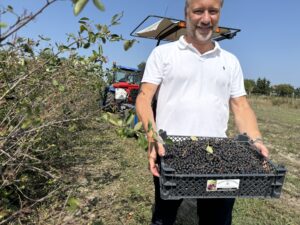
[196,26,212,33]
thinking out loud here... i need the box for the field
[5,96,300,225]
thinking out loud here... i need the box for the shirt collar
[177,35,221,56]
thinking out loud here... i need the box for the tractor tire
[103,92,117,112]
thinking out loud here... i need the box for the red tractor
[101,65,142,112]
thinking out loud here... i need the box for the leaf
[88,32,96,43]
[147,121,153,132]
[117,119,123,127]
[96,24,102,31]
[133,122,143,131]
[111,12,123,26]
[123,40,136,51]
[102,25,109,34]
[68,124,77,132]
[22,44,33,54]
[155,135,165,145]
[206,145,214,154]
[93,0,105,11]
[67,197,80,212]
[124,128,135,137]
[42,48,51,52]
[20,58,26,66]
[80,24,88,33]
[21,119,32,129]
[101,113,109,121]
[98,45,103,55]
[0,22,7,28]
[116,128,125,137]
[0,130,7,137]
[73,0,88,16]
[58,85,65,92]
[38,35,51,41]
[137,134,148,150]
[83,42,90,49]
[110,34,121,41]
[16,37,25,43]
[164,138,173,145]
[58,45,69,51]
[0,209,9,220]
[111,13,120,23]
[101,37,106,44]
[125,113,135,126]
[191,136,198,141]
[52,79,59,86]
[79,17,89,21]
[7,5,14,12]
[108,118,119,126]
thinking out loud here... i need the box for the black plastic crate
[158,133,287,200]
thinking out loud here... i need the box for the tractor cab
[112,65,142,85]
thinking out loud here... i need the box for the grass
[230,96,300,225]
[8,96,300,225]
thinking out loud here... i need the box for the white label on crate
[206,179,240,192]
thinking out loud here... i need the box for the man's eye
[194,10,204,15]
[209,9,219,15]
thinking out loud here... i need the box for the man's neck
[184,35,215,54]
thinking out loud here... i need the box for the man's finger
[157,143,165,156]
[149,157,160,177]
[254,142,269,158]
[261,148,269,158]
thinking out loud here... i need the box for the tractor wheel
[103,92,117,112]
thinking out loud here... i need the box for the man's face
[185,0,222,44]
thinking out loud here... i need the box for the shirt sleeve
[230,56,247,98]
[141,47,164,85]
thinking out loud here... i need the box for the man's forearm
[234,107,262,140]
[135,89,157,141]
[231,97,262,141]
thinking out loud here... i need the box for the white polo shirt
[142,36,246,137]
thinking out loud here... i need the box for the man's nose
[201,11,211,24]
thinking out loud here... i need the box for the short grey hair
[185,0,224,13]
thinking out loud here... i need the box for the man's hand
[148,141,165,177]
[253,142,269,158]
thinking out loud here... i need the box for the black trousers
[151,177,235,225]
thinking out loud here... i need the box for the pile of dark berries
[162,137,273,174]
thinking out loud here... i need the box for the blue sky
[1,0,300,87]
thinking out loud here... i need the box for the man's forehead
[187,0,223,6]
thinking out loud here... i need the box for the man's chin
[195,32,212,43]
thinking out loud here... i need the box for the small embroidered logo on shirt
[223,66,225,70]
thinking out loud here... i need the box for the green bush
[0,40,105,221]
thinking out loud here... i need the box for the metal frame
[130,15,241,46]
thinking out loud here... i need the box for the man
[136,0,269,224]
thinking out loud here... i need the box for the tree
[137,61,146,73]
[295,87,300,98]
[0,0,105,44]
[244,79,256,95]
[273,84,295,97]
[0,2,134,223]
[253,77,271,95]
